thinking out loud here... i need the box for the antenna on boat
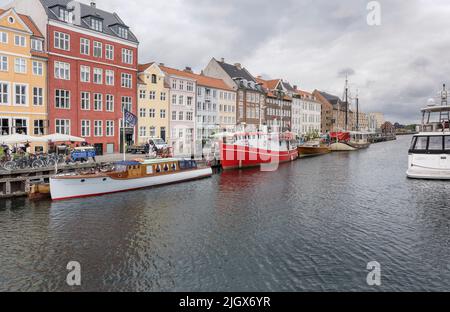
[441,83,447,106]
[345,73,349,131]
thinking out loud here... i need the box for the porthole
[103,178,107,181]
[81,179,85,183]
[8,16,15,24]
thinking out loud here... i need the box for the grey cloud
[1,0,449,124]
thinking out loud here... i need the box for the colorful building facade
[12,0,139,155]
[0,8,47,152]
[137,62,170,144]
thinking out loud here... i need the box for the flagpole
[123,107,126,161]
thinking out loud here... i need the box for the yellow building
[137,63,170,144]
[0,8,47,152]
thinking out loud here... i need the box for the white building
[161,66,196,157]
[297,90,322,135]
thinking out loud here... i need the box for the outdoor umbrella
[0,133,47,144]
[41,133,86,143]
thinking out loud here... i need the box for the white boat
[50,158,213,200]
[407,84,450,180]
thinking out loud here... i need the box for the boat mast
[345,74,349,131]
[356,89,359,132]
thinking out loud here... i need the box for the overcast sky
[2,0,450,124]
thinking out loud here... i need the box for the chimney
[90,1,96,8]
[159,63,164,67]
[234,63,241,70]
[256,75,262,79]
[220,58,225,63]
[293,85,298,90]
[184,66,193,73]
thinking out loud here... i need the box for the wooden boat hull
[220,143,298,170]
[329,142,357,151]
[50,168,213,200]
[297,146,331,158]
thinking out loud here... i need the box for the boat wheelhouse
[407,84,450,180]
[50,158,213,200]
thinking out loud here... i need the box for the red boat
[220,132,298,170]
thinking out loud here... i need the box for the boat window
[409,137,417,150]
[428,136,443,151]
[156,165,161,173]
[445,137,450,150]
[146,165,153,175]
[414,136,428,150]
[171,163,177,171]
[164,164,169,172]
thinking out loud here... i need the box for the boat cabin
[110,159,198,179]
[409,134,450,155]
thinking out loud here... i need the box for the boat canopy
[330,132,350,141]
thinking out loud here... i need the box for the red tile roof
[0,9,44,38]
[138,62,154,72]
[160,65,234,91]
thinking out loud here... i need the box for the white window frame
[106,94,114,112]
[105,44,114,60]
[121,73,132,88]
[80,38,90,55]
[80,91,90,110]
[121,48,133,64]
[14,58,26,74]
[80,65,90,82]
[55,89,70,109]
[0,32,7,44]
[93,41,102,58]
[94,93,103,111]
[0,55,8,72]
[94,120,103,137]
[54,31,70,51]
[55,119,71,135]
[14,35,26,47]
[32,87,44,106]
[54,61,70,80]
[0,81,10,105]
[81,119,91,137]
[93,68,103,84]
[13,83,28,106]
[106,120,114,137]
[105,70,114,86]
[32,61,43,76]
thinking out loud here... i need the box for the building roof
[138,62,155,73]
[39,0,138,43]
[216,59,256,83]
[160,65,234,91]
[0,8,44,38]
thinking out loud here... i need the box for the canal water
[0,135,449,291]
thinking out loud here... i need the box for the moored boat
[407,85,450,180]
[297,141,331,158]
[220,131,298,170]
[50,158,213,200]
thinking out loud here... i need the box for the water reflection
[0,135,449,291]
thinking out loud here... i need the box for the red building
[12,0,139,154]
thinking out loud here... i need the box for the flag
[124,109,137,127]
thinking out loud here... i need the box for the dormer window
[59,8,72,23]
[118,27,128,39]
[31,39,43,52]
[90,18,103,32]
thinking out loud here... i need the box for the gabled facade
[11,0,139,155]
[256,78,292,132]
[295,88,321,135]
[137,63,170,144]
[160,65,196,157]
[0,8,48,152]
[203,58,265,131]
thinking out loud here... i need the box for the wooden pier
[0,163,98,199]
